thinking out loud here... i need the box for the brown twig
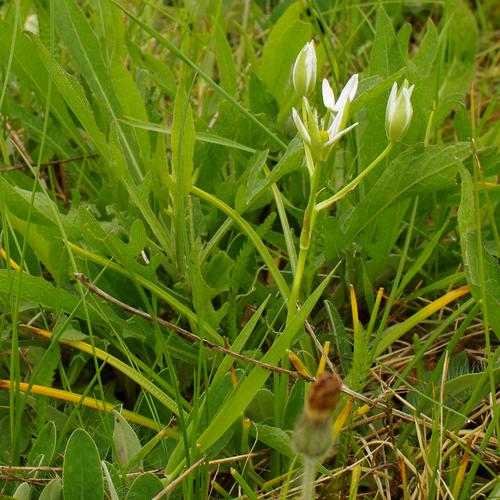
[72,273,498,466]
[152,455,209,499]
[74,272,314,382]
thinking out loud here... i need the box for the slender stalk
[316,141,394,212]
[286,147,320,323]
[301,458,316,500]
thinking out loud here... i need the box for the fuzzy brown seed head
[305,372,342,422]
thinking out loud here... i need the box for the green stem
[287,149,320,323]
[301,458,316,500]
[316,142,394,212]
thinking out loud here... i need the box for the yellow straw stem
[452,447,470,498]
[22,324,180,416]
[316,341,330,378]
[375,286,470,357]
[349,285,359,328]
[0,248,22,272]
[0,379,176,435]
[287,349,312,378]
[332,397,354,443]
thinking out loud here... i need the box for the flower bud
[292,372,342,461]
[292,41,317,97]
[385,80,415,142]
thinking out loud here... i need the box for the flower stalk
[292,372,343,499]
[315,141,394,212]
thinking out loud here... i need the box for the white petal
[386,82,398,121]
[327,108,343,136]
[325,122,358,147]
[346,74,359,101]
[333,74,358,113]
[322,79,336,110]
[403,90,413,127]
[292,108,311,145]
[304,43,317,88]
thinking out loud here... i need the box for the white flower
[385,80,415,142]
[292,41,317,97]
[292,97,358,162]
[322,74,358,113]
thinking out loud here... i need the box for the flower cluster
[291,43,359,163]
[291,41,414,163]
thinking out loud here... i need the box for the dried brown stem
[75,272,314,382]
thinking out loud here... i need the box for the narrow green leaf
[167,266,336,470]
[0,270,99,324]
[172,83,195,197]
[214,19,237,96]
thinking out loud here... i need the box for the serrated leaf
[27,421,56,467]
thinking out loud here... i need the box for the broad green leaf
[0,21,86,151]
[63,429,104,500]
[370,7,406,77]
[332,144,470,252]
[112,412,143,472]
[125,474,163,500]
[53,0,121,128]
[53,0,142,177]
[458,167,500,338]
[34,40,109,159]
[245,389,275,423]
[250,423,294,458]
[39,477,63,500]
[259,2,312,107]
[12,483,30,500]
